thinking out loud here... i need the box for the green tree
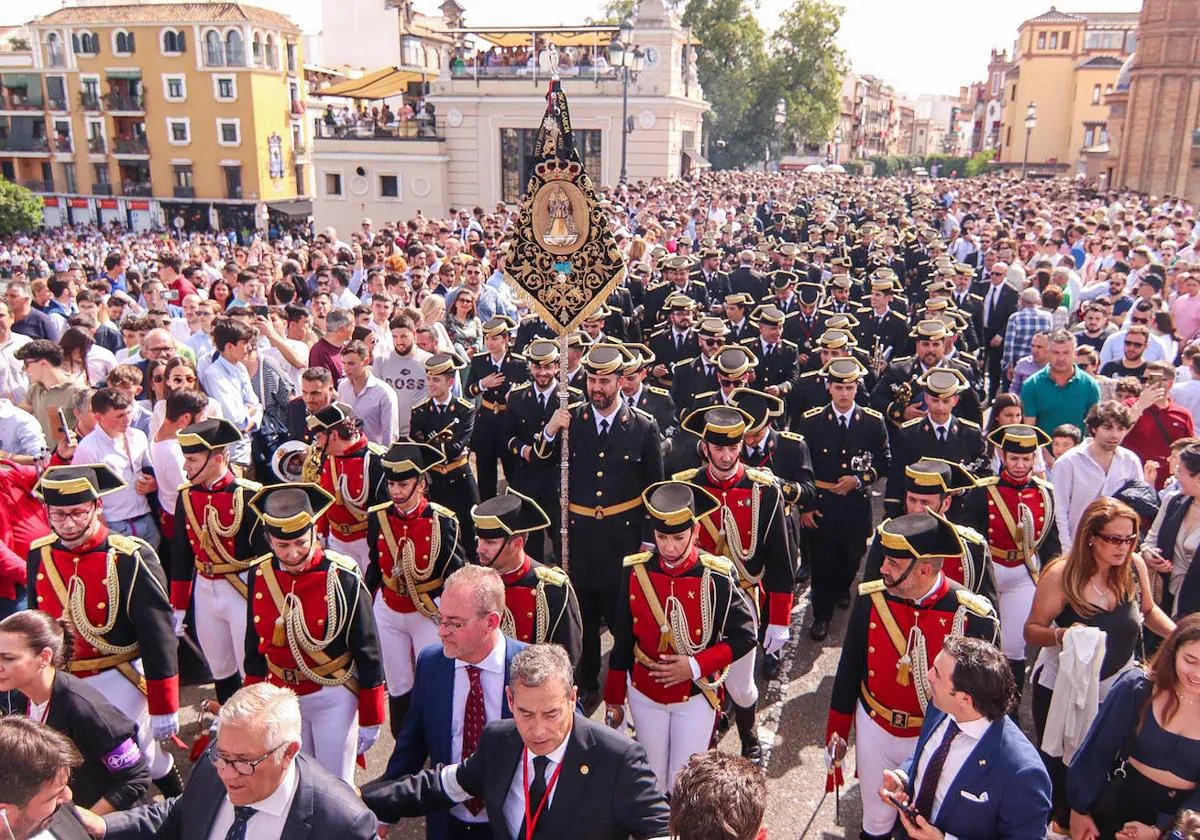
[0,178,43,235]
[767,0,847,152]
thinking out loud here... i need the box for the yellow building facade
[996,7,1137,175]
[3,2,308,231]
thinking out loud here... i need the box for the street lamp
[609,16,643,184]
[1021,100,1037,179]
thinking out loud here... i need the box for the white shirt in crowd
[1170,378,1200,427]
[0,331,31,402]
[149,435,186,515]
[1051,441,1145,550]
[71,424,152,522]
[0,399,46,457]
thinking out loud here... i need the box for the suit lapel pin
[580,764,590,775]
[978,759,987,765]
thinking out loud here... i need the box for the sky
[17,0,1143,96]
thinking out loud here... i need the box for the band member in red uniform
[961,424,1060,700]
[29,463,182,797]
[863,457,997,601]
[471,487,582,666]
[604,481,757,794]
[673,404,794,763]
[825,512,998,840]
[365,440,464,736]
[309,403,388,575]
[244,482,387,784]
[170,418,265,702]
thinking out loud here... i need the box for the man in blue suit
[374,563,525,840]
[879,636,1051,840]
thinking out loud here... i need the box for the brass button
[596,471,604,478]
[596,491,603,498]
[256,592,263,599]
[37,573,44,581]
[868,670,875,677]
[253,615,260,622]
[97,602,106,609]
[599,452,605,459]
[868,646,875,653]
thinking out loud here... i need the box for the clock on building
[644,46,660,67]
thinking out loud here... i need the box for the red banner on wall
[68,198,90,208]
[98,199,118,209]
[129,200,150,210]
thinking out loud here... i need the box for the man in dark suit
[374,564,526,840]
[89,683,377,840]
[980,262,1019,401]
[879,636,1051,840]
[362,644,669,840]
[727,250,767,299]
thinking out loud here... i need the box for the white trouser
[627,683,716,795]
[372,591,440,696]
[193,575,247,680]
[726,649,760,708]
[993,562,1037,660]
[298,684,359,784]
[854,702,920,837]
[82,661,173,778]
[329,535,371,576]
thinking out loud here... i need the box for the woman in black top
[1146,443,1200,617]
[0,610,150,813]
[1026,497,1175,832]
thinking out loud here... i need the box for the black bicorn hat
[471,488,551,538]
[904,457,977,496]
[34,464,125,507]
[728,387,785,432]
[642,481,721,535]
[248,482,335,537]
[176,417,243,454]
[380,440,446,481]
[680,404,755,445]
[878,510,964,563]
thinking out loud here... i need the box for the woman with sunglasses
[1026,497,1174,836]
[1146,443,1200,617]
[148,356,223,440]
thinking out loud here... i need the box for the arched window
[163,29,186,54]
[252,32,263,65]
[264,34,275,68]
[114,30,135,55]
[46,32,63,67]
[205,30,223,65]
[225,30,244,66]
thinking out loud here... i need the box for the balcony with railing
[173,185,195,198]
[87,136,106,154]
[54,136,72,153]
[0,89,42,111]
[314,115,443,142]
[21,179,53,193]
[48,96,67,112]
[122,181,153,197]
[105,91,145,112]
[113,135,150,155]
[79,92,101,111]
[205,46,245,67]
[91,183,113,195]
[0,135,49,153]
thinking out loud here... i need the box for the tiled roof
[1079,55,1125,68]
[1024,7,1140,28]
[1026,6,1085,24]
[31,3,298,31]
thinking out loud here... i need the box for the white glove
[172,610,186,637]
[357,725,381,755]
[151,712,180,741]
[763,624,790,656]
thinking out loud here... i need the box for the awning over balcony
[315,67,425,100]
[268,198,313,217]
[474,29,615,48]
[683,149,711,169]
[106,70,142,80]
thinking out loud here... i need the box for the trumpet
[870,338,888,376]
[300,438,326,484]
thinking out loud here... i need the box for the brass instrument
[300,439,326,484]
[870,338,888,377]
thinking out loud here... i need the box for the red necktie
[462,665,485,815]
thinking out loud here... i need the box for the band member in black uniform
[29,464,182,796]
[514,312,555,353]
[410,352,480,557]
[725,293,759,343]
[864,457,996,601]
[464,315,529,501]
[540,344,664,711]
[854,275,909,362]
[644,255,710,328]
[503,337,573,564]
[171,417,264,703]
[822,275,856,315]
[244,482,386,784]
[472,488,583,666]
[620,342,678,439]
[564,329,592,392]
[790,329,871,427]
[691,246,730,303]
[604,284,638,343]
[603,481,757,794]
[744,305,799,400]
[883,367,989,518]
[365,441,464,736]
[580,304,613,344]
[647,294,699,389]
[870,319,983,429]
[797,358,890,640]
[670,317,729,418]
[783,282,827,362]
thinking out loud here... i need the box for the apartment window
[217,119,240,145]
[46,76,67,110]
[286,42,297,73]
[1085,126,1096,147]
[325,172,342,196]
[162,29,186,54]
[113,30,135,56]
[1006,125,1012,147]
[164,75,186,102]
[379,174,399,198]
[1092,84,1101,104]
[93,163,110,184]
[223,165,243,199]
[45,33,64,67]
[214,76,236,101]
[1062,31,1070,50]
[62,163,76,193]
[294,164,304,190]
[167,118,190,145]
[1036,31,1046,49]
[173,164,193,187]
[1011,86,1016,102]
[1105,84,1113,94]
[1049,32,1058,49]
[73,31,99,56]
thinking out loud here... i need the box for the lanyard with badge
[522,747,563,840]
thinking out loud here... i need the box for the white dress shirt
[448,635,507,822]
[912,713,992,822]
[0,398,46,457]
[207,758,299,840]
[1051,442,1144,550]
[72,425,152,522]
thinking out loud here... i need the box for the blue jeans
[107,511,162,552]
[0,584,27,619]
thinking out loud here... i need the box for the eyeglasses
[1124,341,1146,349]
[699,338,722,346]
[47,507,95,524]
[431,612,482,632]
[212,742,285,776]
[1094,532,1138,547]
[171,374,197,384]
[1130,317,1150,325]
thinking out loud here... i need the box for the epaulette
[779,430,805,443]
[955,524,986,545]
[567,400,586,410]
[534,564,569,586]
[108,532,153,556]
[647,385,670,397]
[969,293,983,303]
[429,501,456,519]
[891,355,913,364]
[799,369,820,380]
[780,339,798,349]
[250,552,274,568]
[631,406,654,421]
[975,476,1000,488]
[955,588,995,617]
[472,351,489,358]
[413,396,431,409]
[368,501,391,515]
[901,416,923,428]
[783,310,799,320]
[672,358,697,370]
[1032,475,1055,492]
[30,533,56,550]
[647,280,668,292]
[177,481,192,493]
[956,417,980,429]
[744,467,776,486]
[858,579,887,595]
[326,550,361,575]
[510,382,531,393]
[672,467,701,481]
[648,325,669,337]
[802,406,823,418]
[511,352,527,361]
[236,477,264,493]
[623,551,653,567]
[699,552,733,574]
[692,391,717,400]
[367,442,387,455]
[860,406,883,419]
[455,398,474,409]
[567,386,584,397]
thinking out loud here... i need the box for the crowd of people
[0,170,1198,840]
